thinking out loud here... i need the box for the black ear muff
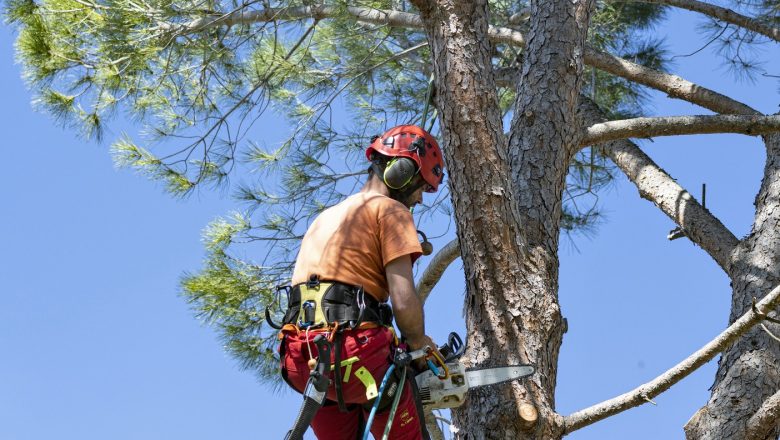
[383,157,418,189]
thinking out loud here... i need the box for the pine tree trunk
[685,133,780,440]
[414,0,592,438]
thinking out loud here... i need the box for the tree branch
[416,239,460,304]
[159,6,425,34]
[745,389,780,440]
[583,48,759,116]
[168,5,761,118]
[580,98,738,272]
[562,283,780,434]
[582,114,780,145]
[162,6,525,46]
[633,0,780,43]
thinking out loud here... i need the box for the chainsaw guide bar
[415,362,535,410]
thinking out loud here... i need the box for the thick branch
[583,114,780,145]
[583,48,759,116]
[580,98,738,272]
[634,0,780,43]
[562,283,780,434]
[416,238,460,304]
[745,389,780,440]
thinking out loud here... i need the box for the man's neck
[360,175,391,197]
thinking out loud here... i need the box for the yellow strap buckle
[355,366,378,400]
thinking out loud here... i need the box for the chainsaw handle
[438,332,466,363]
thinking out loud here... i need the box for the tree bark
[684,132,780,440]
[412,2,527,438]
[412,0,591,437]
[416,0,594,438]
[582,115,780,146]
[493,0,593,436]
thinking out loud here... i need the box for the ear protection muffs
[383,157,418,189]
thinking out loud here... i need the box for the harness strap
[284,280,389,328]
[333,330,348,412]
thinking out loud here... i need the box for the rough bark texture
[418,0,593,438]
[411,0,591,437]
[745,390,780,440]
[496,0,592,436]
[412,1,531,438]
[685,132,780,439]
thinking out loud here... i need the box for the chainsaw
[414,333,535,410]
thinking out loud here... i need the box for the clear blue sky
[2,8,778,440]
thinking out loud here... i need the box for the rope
[381,366,407,440]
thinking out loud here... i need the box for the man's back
[292,192,421,302]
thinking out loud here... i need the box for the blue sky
[2,7,779,440]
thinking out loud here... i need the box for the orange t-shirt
[291,192,422,302]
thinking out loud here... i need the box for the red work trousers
[281,326,423,440]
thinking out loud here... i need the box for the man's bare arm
[386,255,435,351]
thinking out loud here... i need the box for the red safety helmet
[365,125,445,193]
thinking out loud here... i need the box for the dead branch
[583,114,780,145]
[416,238,460,304]
[745,389,780,440]
[562,283,780,434]
[634,0,780,43]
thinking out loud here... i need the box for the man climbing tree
[278,124,444,439]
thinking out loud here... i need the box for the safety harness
[267,275,394,412]
[271,276,431,439]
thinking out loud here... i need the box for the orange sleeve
[378,200,423,266]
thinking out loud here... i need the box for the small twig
[759,324,780,343]
[667,226,686,241]
[434,415,452,424]
[751,297,780,324]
